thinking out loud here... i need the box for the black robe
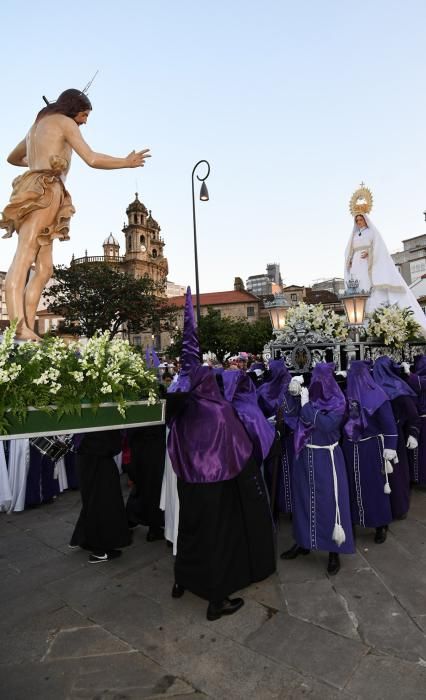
[175,455,276,602]
[125,425,166,530]
[70,430,131,552]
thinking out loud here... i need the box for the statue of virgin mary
[344,186,426,337]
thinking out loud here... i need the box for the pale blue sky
[1,0,426,291]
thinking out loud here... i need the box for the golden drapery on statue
[0,156,75,246]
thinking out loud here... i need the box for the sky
[1,0,426,292]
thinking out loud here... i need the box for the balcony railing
[72,256,126,265]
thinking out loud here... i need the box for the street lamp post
[191,160,210,327]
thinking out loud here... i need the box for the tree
[168,308,272,362]
[43,263,177,339]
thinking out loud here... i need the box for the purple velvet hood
[295,363,346,454]
[344,361,389,441]
[372,356,417,401]
[256,359,292,418]
[222,369,275,464]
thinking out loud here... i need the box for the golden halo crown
[349,183,373,217]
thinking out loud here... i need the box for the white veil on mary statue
[344,185,426,337]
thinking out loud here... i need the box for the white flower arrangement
[282,303,348,342]
[366,304,422,348]
[0,324,159,433]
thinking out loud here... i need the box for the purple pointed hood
[344,361,388,440]
[168,287,200,394]
[223,369,275,464]
[372,356,417,400]
[256,359,292,418]
[295,363,346,454]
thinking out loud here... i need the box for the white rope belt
[350,433,398,494]
[306,441,345,547]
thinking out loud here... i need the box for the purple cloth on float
[222,369,275,465]
[256,359,292,418]
[295,363,346,454]
[167,365,253,483]
[342,401,397,528]
[344,361,389,442]
[291,404,355,554]
[372,356,417,400]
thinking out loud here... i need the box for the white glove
[292,375,304,384]
[300,387,310,406]
[383,449,397,461]
[406,435,418,450]
[400,362,411,375]
[335,370,347,378]
[289,378,302,396]
[267,415,276,424]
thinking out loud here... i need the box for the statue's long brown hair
[36,89,92,122]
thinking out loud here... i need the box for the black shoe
[206,597,244,621]
[395,513,407,521]
[171,583,185,598]
[146,527,165,542]
[327,552,340,576]
[88,550,122,564]
[374,526,388,544]
[280,543,310,560]
[128,520,141,530]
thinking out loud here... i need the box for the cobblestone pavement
[0,478,425,699]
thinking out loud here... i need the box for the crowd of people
[63,289,426,622]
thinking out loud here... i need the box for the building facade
[391,234,426,286]
[168,290,261,330]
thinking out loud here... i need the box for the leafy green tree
[168,308,272,362]
[43,263,176,339]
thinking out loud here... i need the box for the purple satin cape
[256,359,292,417]
[295,362,346,454]
[372,356,417,401]
[344,360,389,441]
[167,366,253,483]
[223,369,275,464]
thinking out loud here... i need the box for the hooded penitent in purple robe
[373,356,421,518]
[342,361,397,529]
[405,354,426,485]
[167,288,276,602]
[222,369,275,467]
[284,363,355,554]
[255,359,296,514]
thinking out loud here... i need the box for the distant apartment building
[246,262,283,296]
[166,281,186,297]
[311,278,345,296]
[391,234,426,286]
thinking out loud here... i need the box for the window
[140,235,145,245]
[152,249,157,258]
[247,306,255,317]
[291,293,298,301]
[127,236,132,250]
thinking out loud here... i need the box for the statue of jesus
[0,88,150,340]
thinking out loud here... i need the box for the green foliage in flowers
[366,304,422,349]
[0,323,159,434]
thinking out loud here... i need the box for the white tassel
[385,461,393,474]
[384,482,391,494]
[332,523,346,547]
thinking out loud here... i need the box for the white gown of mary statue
[344,188,426,338]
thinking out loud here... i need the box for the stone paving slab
[246,611,367,689]
[1,483,425,699]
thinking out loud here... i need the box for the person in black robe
[167,288,276,621]
[70,430,131,563]
[125,424,167,541]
